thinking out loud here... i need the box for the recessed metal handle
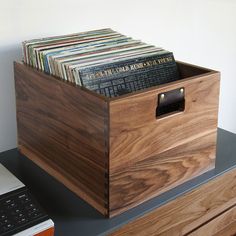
[156,87,185,118]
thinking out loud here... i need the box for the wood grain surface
[14,62,109,215]
[213,220,236,236]
[110,167,236,236]
[14,61,220,218]
[189,205,236,236]
[177,61,212,79]
[109,69,220,216]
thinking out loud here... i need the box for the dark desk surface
[0,129,236,236]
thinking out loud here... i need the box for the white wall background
[0,0,236,152]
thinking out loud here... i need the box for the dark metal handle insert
[156,87,185,118]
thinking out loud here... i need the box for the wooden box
[14,61,220,217]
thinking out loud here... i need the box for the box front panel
[109,71,220,216]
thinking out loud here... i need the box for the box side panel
[109,71,220,216]
[14,62,109,215]
[177,61,213,78]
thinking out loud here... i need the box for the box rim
[15,61,220,104]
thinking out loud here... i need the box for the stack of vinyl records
[22,28,180,97]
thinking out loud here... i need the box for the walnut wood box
[14,61,220,218]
